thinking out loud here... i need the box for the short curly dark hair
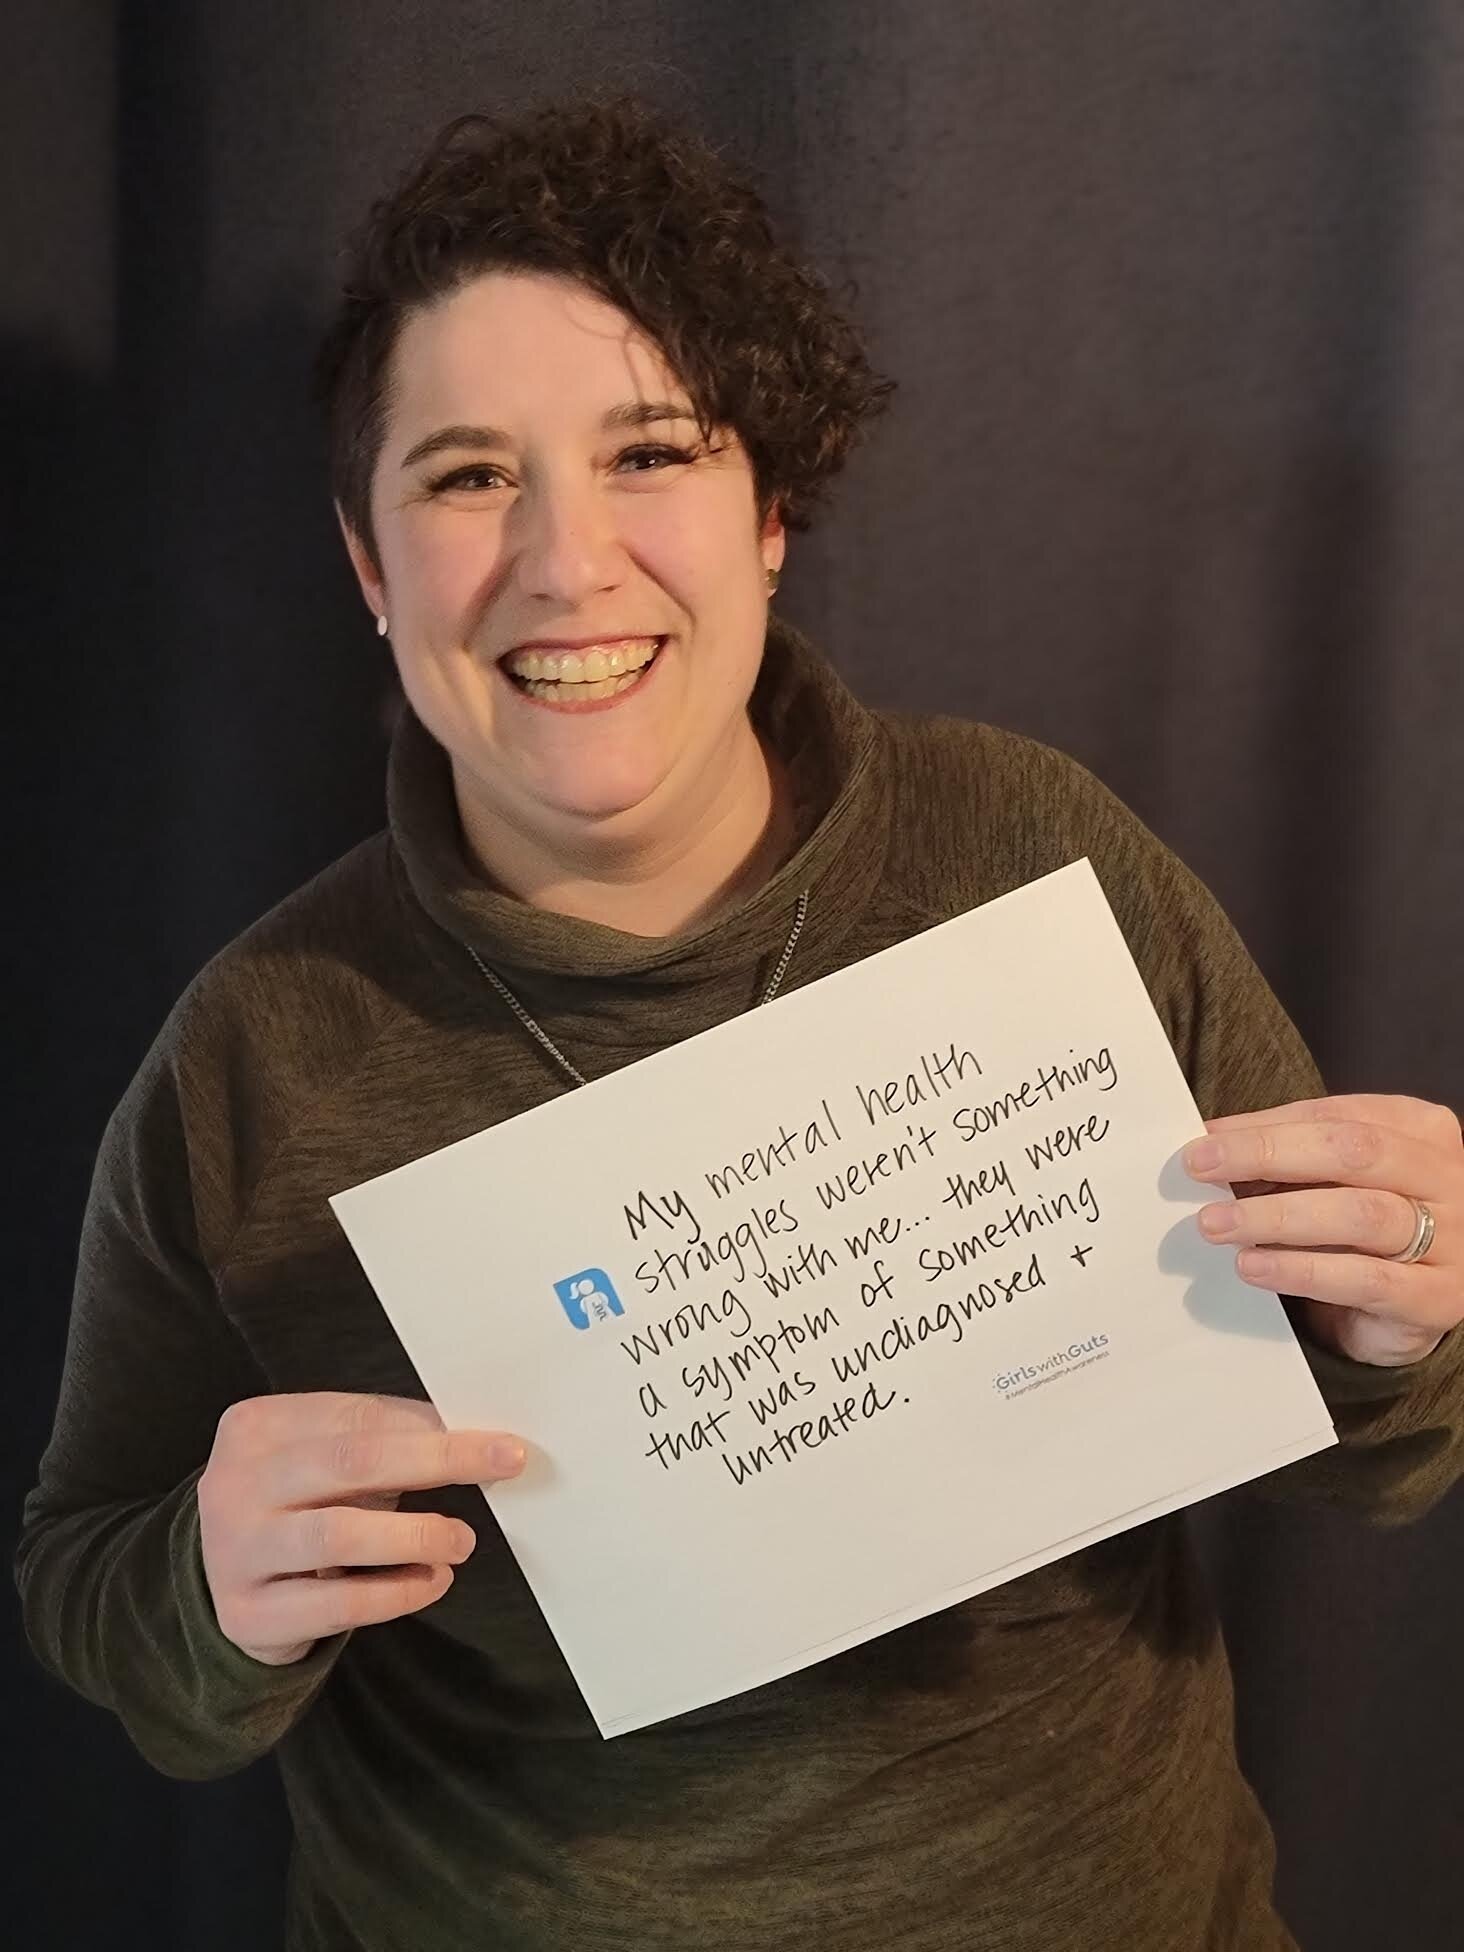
[312,91,896,570]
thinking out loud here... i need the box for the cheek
[382,513,500,624]
[627,483,753,588]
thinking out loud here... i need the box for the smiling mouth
[499,636,664,703]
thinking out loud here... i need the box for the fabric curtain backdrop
[7,2,1461,1947]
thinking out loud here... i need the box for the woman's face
[341,270,784,852]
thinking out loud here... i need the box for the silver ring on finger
[1385,1196,1436,1265]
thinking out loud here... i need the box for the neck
[452,719,796,937]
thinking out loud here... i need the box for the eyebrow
[399,400,701,470]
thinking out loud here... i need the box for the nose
[511,466,627,606]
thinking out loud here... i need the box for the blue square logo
[553,1268,624,1331]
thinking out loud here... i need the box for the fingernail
[489,1438,526,1477]
[1185,1140,1222,1175]
[1198,1204,1238,1238]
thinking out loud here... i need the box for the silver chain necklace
[465,889,812,1089]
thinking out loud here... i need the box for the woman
[17,94,1464,1952]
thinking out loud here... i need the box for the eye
[616,442,697,473]
[425,462,507,494]
[424,443,698,497]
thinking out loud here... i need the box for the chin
[530,762,672,829]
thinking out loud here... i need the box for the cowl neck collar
[386,615,891,1030]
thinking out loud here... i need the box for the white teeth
[522,667,645,703]
[502,636,661,682]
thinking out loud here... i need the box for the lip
[500,637,667,714]
[506,633,665,654]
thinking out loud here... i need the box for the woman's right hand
[196,1392,526,1666]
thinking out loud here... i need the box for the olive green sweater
[17,618,1464,1951]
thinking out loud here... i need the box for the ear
[759,498,786,578]
[334,501,387,623]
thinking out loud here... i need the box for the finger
[1293,1297,1447,1368]
[239,1563,458,1648]
[1184,1119,1456,1203]
[253,1506,479,1580]
[1197,1186,1428,1259]
[1232,1247,1461,1334]
[220,1392,449,1453]
[264,1428,526,1511]
[1204,1095,1460,1148]
[214,1392,453,1469]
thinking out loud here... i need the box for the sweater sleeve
[13,1011,351,1780]
[1063,752,1464,1526]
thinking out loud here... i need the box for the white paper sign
[331,859,1336,1736]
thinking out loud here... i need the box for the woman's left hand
[1183,1093,1464,1367]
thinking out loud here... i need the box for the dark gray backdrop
[7,3,1462,1947]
